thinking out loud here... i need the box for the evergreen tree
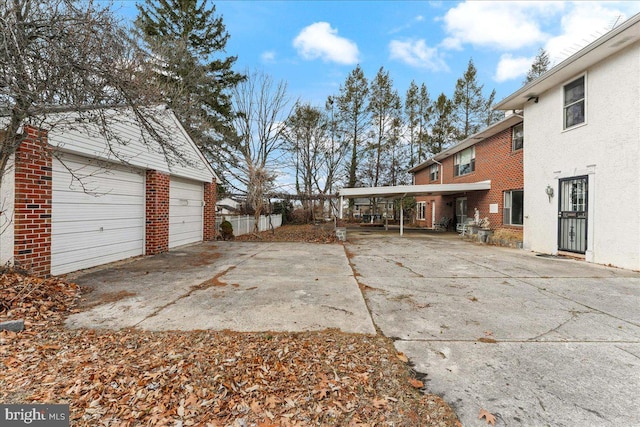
[135,0,244,161]
[336,65,369,193]
[431,93,455,154]
[404,81,420,168]
[453,59,484,139]
[367,67,402,189]
[483,89,502,126]
[404,81,431,167]
[416,83,432,163]
[524,48,550,84]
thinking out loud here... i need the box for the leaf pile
[0,272,79,326]
[0,273,460,426]
[235,224,338,244]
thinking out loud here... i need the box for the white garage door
[169,177,203,248]
[51,155,145,275]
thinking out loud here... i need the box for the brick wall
[145,170,170,254]
[203,180,217,241]
[14,126,52,277]
[413,124,523,232]
[12,127,214,276]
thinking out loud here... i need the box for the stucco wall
[523,42,640,269]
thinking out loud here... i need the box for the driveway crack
[132,264,237,327]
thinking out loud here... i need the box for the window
[454,147,475,176]
[504,190,524,226]
[512,123,523,151]
[416,202,426,220]
[429,164,439,181]
[564,76,585,129]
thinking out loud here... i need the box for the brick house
[0,106,218,276]
[408,114,524,235]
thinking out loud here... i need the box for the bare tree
[0,0,180,189]
[283,102,326,218]
[226,70,292,232]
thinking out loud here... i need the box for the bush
[219,220,234,240]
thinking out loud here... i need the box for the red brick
[413,124,523,234]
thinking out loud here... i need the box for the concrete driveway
[65,241,375,334]
[346,230,640,427]
[65,231,640,426]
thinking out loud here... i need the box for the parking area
[65,231,640,426]
[346,230,640,427]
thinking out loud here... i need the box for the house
[494,13,640,270]
[408,113,524,235]
[0,106,218,276]
[352,198,396,221]
[216,197,242,215]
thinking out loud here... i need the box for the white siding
[524,43,640,269]
[45,107,216,183]
[169,177,203,248]
[51,154,145,275]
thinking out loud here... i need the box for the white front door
[431,200,436,228]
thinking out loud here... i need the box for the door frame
[557,175,588,254]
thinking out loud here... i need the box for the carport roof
[338,180,491,199]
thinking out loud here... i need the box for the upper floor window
[564,76,585,129]
[454,147,475,176]
[429,164,439,181]
[416,201,426,220]
[512,123,523,151]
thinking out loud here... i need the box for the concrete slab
[397,341,640,427]
[65,241,376,335]
[346,230,640,426]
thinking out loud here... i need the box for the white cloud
[389,39,449,72]
[293,22,359,65]
[441,1,563,50]
[544,2,634,64]
[389,15,427,34]
[494,54,534,82]
[261,51,276,63]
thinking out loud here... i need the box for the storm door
[456,197,467,227]
[558,176,588,253]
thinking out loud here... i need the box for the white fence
[216,214,283,237]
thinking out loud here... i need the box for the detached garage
[2,106,218,276]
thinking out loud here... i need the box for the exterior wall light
[545,185,554,202]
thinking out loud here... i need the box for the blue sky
[115,0,640,107]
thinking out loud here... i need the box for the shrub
[220,220,234,240]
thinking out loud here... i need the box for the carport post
[400,195,404,237]
[339,195,344,219]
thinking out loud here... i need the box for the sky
[114,0,640,107]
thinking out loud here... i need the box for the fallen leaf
[408,378,423,388]
[372,397,387,409]
[479,408,496,425]
[477,337,497,344]
[396,352,408,363]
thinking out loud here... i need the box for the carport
[338,181,492,235]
